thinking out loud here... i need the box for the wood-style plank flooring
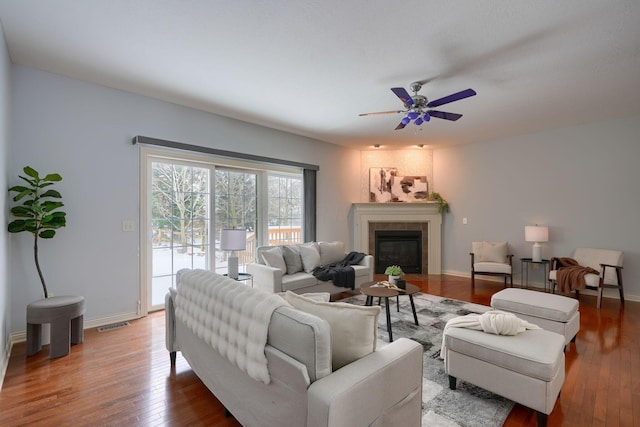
[1,274,638,426]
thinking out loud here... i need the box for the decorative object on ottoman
[27,295,85,358]
[442,325,565,427]
[491,288,580,348]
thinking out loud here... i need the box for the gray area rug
[342,292,515,427]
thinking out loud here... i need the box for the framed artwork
[369,167,397,202]
[370,168,428,202]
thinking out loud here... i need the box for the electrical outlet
[463,217,468,225]
[122,220,135,232]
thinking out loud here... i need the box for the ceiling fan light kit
[360,82,476,130]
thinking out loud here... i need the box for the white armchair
[470,241,513,288]
[549,247,624,309]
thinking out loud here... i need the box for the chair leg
[617,269,625,303]
[471,273,475,288]
[597,287,603,309]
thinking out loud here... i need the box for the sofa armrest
[247,263,283,293]
[359,254,374,282]
[307,338,423,427]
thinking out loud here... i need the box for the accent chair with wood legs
[548,247,624,309]
[470,241,513,288]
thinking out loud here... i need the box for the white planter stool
[491,288,579,347]
[27,295,85,359]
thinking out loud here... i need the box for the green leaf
[39,230,56,239]
[8,185,29,193]
[12,190,32,202]
[23,166,39,179]
[19,175,37,187]
[42,201,64,212]
[8,220,26,233]
[10,206,35,217]
[40,189,62,198]
[43,173,62,182]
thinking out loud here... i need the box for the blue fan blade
[428,110,463,121]
[427,88,476,108]
[391,87,414,107]
[395,121,407,130]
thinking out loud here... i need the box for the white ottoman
[443,327,565,427]
[491,288,579,347]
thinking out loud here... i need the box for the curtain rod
[132,135,319,171]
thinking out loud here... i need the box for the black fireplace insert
[374,230,422,274]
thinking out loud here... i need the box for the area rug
[341,292,515,427]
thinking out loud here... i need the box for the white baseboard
[9,311,142,344]
[0,336,13,391]
[443,269,639,302]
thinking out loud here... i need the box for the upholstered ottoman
[491,288,579,347]
[443,327,565,427]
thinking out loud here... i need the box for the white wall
[0,19,12,384]
[8,66,361,333]
[434,115,640,301]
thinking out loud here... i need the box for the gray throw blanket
[312,251,366,289]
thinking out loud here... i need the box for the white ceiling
[1,1,639,150]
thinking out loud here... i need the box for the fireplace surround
[350,203,442,274]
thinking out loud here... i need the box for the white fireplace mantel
[350,202,442,274]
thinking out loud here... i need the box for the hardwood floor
[1,274,638,426]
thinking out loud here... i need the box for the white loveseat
[247,241,374,294]
[165,269,423,427]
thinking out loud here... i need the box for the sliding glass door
[141,148,303,313]
[149,160,211,309]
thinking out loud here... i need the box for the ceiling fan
[359,82,477,130]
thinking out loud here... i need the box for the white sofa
[247,241,374,294]
[165,269,423,427]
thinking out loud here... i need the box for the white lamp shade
[525,225,548,243]
[220,228,247,251]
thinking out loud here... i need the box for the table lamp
[220,228,246,279]
[525,225,548,262]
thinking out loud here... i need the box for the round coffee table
[360,282,420,342]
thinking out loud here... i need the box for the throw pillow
[318,241,346,266]
[282,245,304,275]
[300,292,331,302]
[285,291,380,370]
[478,241,508,263]
[299,243,321,273]
[262,246,287,274]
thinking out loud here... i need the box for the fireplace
[375,230,422,274]
[350,203,442,274]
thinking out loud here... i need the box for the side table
[224,272,253,287]
[520,258,550,291]
[27,295,85,359]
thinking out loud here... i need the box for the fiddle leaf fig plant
[8,166,67,298]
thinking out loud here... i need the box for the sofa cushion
[300,243,321,273]
[282,245,304,274]
[262,246,287,274]
[285,291,381,370]
[318,241,346,266]
[282,272,318,292]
